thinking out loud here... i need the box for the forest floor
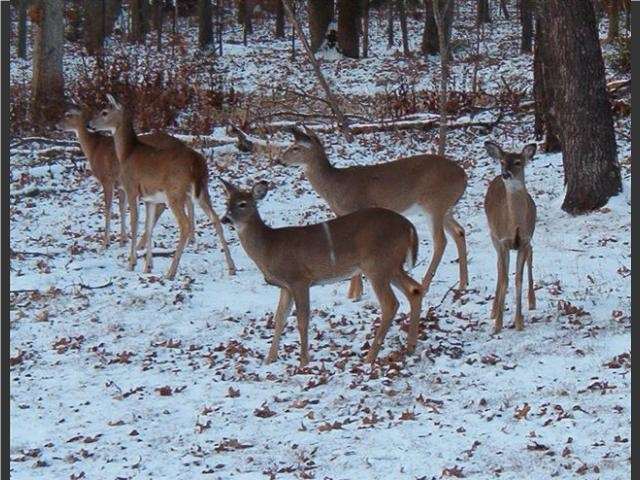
[9,2,631,479]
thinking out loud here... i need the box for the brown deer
[58,106,195,248]
[281,126,468,300]
[88,95,236,279]
[220,180,423,366]
[483,141,537,333]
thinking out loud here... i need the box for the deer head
[221,180,269,227]
[484,141,537,187]
[88,94,125,133]
[280,125,327,168]
[57,105,86,132]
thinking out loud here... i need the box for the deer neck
[235,213,273,266]
[112,116,139,163]
[303,153,336,195]
[503,173,529,228]
[74,125,100,162]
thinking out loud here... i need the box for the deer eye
[102,110,108,116]
[237,201,248,208]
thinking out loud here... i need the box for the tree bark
[499,0,509,19]
[308,0,334,52]
[519,0,532,53]
[422,0,454,56]
[533,18,561,152]
[130,0,148,43]
[476,0,490,24]
[398,0,410,56]
[198,0,213,48]
[433,0,453,156]
[607,0,620,41]
[537,0,621,214]
[31,0,65,124]
[153,0,163,49]
[362,0,369,57]
[84,0,105,55]
[275,0,285,38]
[387,0,394,48]
[17,0,28,59]
[337,0,359,58]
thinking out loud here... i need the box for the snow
[10,2,630,479]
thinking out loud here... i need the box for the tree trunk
[337,0,359,58]
[398,0,410,56]
[198,0,213,48]
[422,0,453,56]
[537,0,621,214]
[32,0,65,124]
[476,0,490,24]
[153,0,163,49]
[533,18,561,152]
[238,0,253,35]
[519,0,532,53]
[17,0,28,59]
[499,0,509,19]
[84,0,105,55]
[105,0,122,37]
[130,0,148,43]
[275,0,285,38]
[387,0,394,48]
[607,0,620,41]
[308,0,334,52]
[433,0,453,156]
[362,0,369,57]
[216,0,223,54]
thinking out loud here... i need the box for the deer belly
[141,191,168,204]
[314,268,361,287]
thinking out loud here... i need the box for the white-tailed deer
[483,141,537,333]
[220,180,423,366]
[88,95,236,279]
[281,126,468,300]
[58,106,193,248]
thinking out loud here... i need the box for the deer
[88,94,236,279]
[280,126,468,301]
[57,106,196,248]
[220,180,424,367]
[483,141,537,333]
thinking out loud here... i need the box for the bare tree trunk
[537,0,622,213]
[216,0,223,54]
[153,0,163,50]
[84,0,106,55]
[275,0,285,38]
[282,0,353,140]
[32,0,65,124]
[422,0,454,56]
[398,0,410,56]
[433,0,453,156]
[337,0,359,58]
[533,18,561,152]
[17,0,28,59]
[607,0,620,41]
[308,0,334,52]
[387,0,394,48]
[130,0,148,43]
[476,0,490,24]
[362,0,369,57]
[519,0,532,53]
[198,0,213,49]
[499,0,509,19]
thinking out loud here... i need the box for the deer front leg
[128,196,139,271]
[422,215,447,293]
[526,244,536,310]
[347,274,363,301]
[103,185,113,248]
[493,246,509,334]
[514,247,527,331]
[165,196,191,280]
[265,288,293,364]
[366,277,399,364]
[137,203,166,250]
[291,286,311,367]
[143,202,157,273]
[117,188,127,246]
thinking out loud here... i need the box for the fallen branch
[10,137,81,149]
[10,249,60,258]
[79,280,113,290]
[10,186,76,198]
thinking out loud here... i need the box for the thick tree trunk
[533,18,561,152]
[105,0,122,36]
[337,0,359,58]
[130,0,148,43]
[433,0,453,156]
[153,0,163,49]
[275,0,285,38]
[17,0,28,59]
[362,0,369,57]
[476,0,490,24]
[398,0,410,56]
[31,0,65,124]
[198,0,213,48]
[537,0,621,214]
[519,0,532,53]
[607,0,620,41]
[308,0,334,52]
[499,0,509,19]
[422,0,454,56]
[387,0,394,48]
[84,0,105,55]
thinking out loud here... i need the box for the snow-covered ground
[10,2,630,479]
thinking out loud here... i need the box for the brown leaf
[227,387,240,398]
[155,386,173,396]
[514,403,531,420]
[442,465,465,478]
[399,409,417,421]
[254,402,277,418]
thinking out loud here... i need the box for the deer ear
[522,143,537,161]
[252,181,269,201]
[484,141,503,161]
[220,179,237,196]
[106,94,121,109]
[291,125,309,141]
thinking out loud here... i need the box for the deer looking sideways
[88,94,236,279]
[280,126,468,300]
[221,180,423,366]
[58,106,197,248]
[484,141,537,333]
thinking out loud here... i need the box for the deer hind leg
[143,202,157,274]
[117,188,128,246]
[291,285,311,367]
[127,193,139,271]
[365,276,400,364]
[103,185,113,248]
[392,270,423,355]
[265,288,293,364]
[347,275,363,301]
[196,191,236,275]
[514,246,527,331]
[422,212,447,294]
[526,244,536,310]
[444,213,468,290]
[493,244,510,334]
[187,198,196,245]
[137,203,166,250]
[165,195,192,280]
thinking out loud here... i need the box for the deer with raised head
[220,180,423,366]
[88,95,236,279]
[58,106,195,248]
[483,141,537,333]
[281,126,468,300]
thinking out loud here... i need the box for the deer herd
[58,94,538,367]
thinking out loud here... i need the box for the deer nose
[221,215,231,225]
[502,172,512,179]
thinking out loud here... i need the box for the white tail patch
[322,222,337,266]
